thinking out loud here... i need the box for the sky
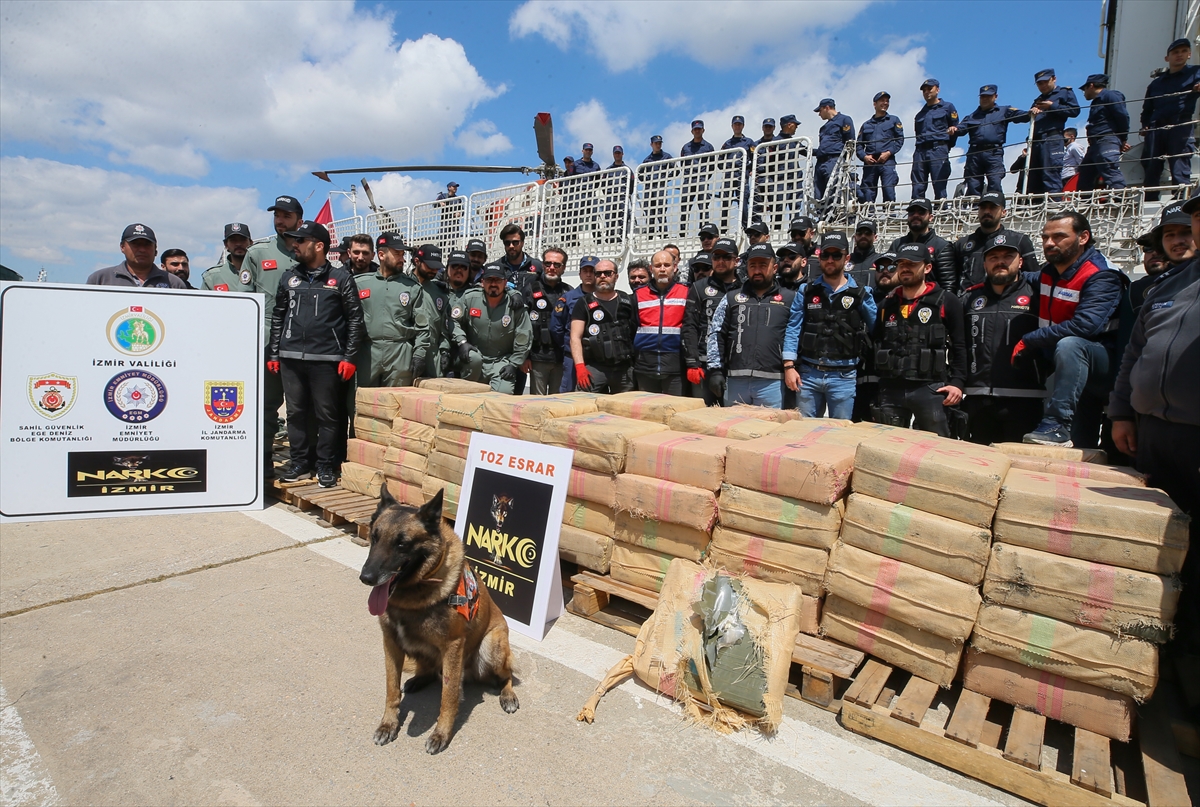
[0,0,1115,283]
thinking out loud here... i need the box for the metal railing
[467,180,544,257]
[411,197,465,252]
[540,166,633,260]
[363,207,411,240]
[325,215,364,247]
[747,137,815,245]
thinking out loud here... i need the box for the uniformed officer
[706,243,796,408]
[641,135,673,237]
[857,92,904,203]
[605,145,631,243]
[1078,74,1130,191]
[682,237,741,402]
[1140,38,1200,197]
[435,182,464,245]
[87,223,188,289]
[776,243,803,290]
[952,191,1038,293]
[1027,69,1081,195]
[241,194,303,478]
[552,255,598,391]
[756,117,777,147]
[911,79,960,200]
[849,221,880,289]
[1129,231,1170,314]
[445,249,476,304]
[770,113,804,227]
[783,232,877,419]
[851,250,900,422]
[813,99,854,199]
[411,244,453,378]
[1131,201,1196,314]
[562,156,576,176]
[679,119,715,237]
[888,198,957,291]
[721,115,755,232]
[959,85,1028,196]
[872,242,968,436]
[570,259,637,394]
[688,252,713,283]
[960,233,1046,445]
[698,222,719,256]
[202,223,253,291]
[465,238,488,283]
[525,246,574,395]
[450,265,532,394]
[356,232,431,388]
[574,143,599,175]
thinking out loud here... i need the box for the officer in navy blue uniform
[721,115,755,232]
[574,143,600,175]
[679,119,715,237]
[606,145,631,243]
[911,78,960,200]
[857,92,904,203]
[751,118,776,220]
[642,135,673,237]
[813,99,854,199]
[756,118,777,147]
[959,85,1028,196]
[768,114,805,228]
[1027,68,1081,195]
[1140,38,1200,197]
[1077,74,1130,191]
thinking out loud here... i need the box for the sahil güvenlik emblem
[27,374,77,419]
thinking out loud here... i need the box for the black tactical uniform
[527,275,574,395]
[571,290,637,393]
[681,269,742,403]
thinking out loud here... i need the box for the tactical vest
[799,282,870,363]
[580,291,635,366]
[527,279,571,362]
[962,280,1044,397]
[1038,257,1119,333]
[875,285,950,382]
[720,283,796,379]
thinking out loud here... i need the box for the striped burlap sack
[540,413,669,474]
[706,525,828,596]
[567,467,616,508]
[725,436,856,505]
[558,524,614,574]
[437,392,509,430]
[415,378,491,393]
[482,395,598,441]
[610,543,674,593]
[668,407,788,440]
[421,477,460,520]
[992,442,1107,463]
[625,431,736,493]
[352,415,392,446]
[384,477,424,507]
[426,451,467,486]
[614,512,711,563]
[615,474,718,533]
[434,425,475,459]
[1003,456,1147,485]
[820,595,961,688]
[596,391,706,424]
[345,438,388,470]
[562,497,616,537]
[398,392,443,427]
[717,483,844,550]
[388,418,436,454]
[354,386,419,419]
[340,462,383,498]
[381,447,427,486]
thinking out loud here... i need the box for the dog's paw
[403,673,437,693]
[425,728,451,755]
[373,721,400,746]
[500,690,519,714]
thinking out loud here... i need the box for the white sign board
[453,432,571,641]
[0,282,263,520]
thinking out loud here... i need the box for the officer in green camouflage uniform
[412,244,453,378]
[445,249,477,305]
[201,222,252,291]
[450,265,533,394]
[355,232,432,388]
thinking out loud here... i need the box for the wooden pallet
[566,571,866,713]
[840,660,1192,807]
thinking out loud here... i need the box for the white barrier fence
[541,166,633,261]
[363,207,411,240]
[747,137,815,245]
[467,180,544,257]
[325,215,364,248]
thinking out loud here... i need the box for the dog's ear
[374,482,397,520]
[416,488,445,532]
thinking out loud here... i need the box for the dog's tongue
[368,576,395,616]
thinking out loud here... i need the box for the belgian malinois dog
[359,486,518,754]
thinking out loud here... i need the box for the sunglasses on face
[595,270,616,277]
[821,251,845,261]
[543,260,564,267]
[503,239,522,246]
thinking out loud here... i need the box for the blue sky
[0,0,1111,283]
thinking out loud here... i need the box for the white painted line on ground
[307,537,1000,807]
[0,684,60,807]
[242,504,340,544]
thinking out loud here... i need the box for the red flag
[314,199,333,225]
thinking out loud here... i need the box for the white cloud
[562,100,646,159]
[0,1,506,177]
[363,174,444,213]
[511,0,871,71]
[456,121,515,157]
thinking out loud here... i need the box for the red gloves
[1011,339,1027,365]
[686,367,706,385]
[575,363,593,391]
[337,361,356,381]
[267,360,280,374]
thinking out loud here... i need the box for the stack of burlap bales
[596,391,707,424]
[820,432,1009,687]
[419,390,509,519]
[966,467,1189,739]
[341,387,412,497]
[668,404,798,440]
[381,389,441,507]
[541,412,670,590]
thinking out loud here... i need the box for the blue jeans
[724,377,783,409]
[1044,336,1111,429]
[798,366,857,419]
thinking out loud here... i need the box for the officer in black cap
[411,244,454,377]
[698,221,720,255]
[888,198,957,292]
[435,181,464,245]
[569,259,637,394]
[769,113,806,227]
[604,145,632,243]
[1077,73,1130,191]
[960,232,1046,444]
[951,191,1038,293]
[465,238,488,282]
[682,237,742,403]
[775,243,803,290]
[641,135,673,237]
[679,120,715,237]
[688,252,713,283]
[813,99,854,199]
[721,115,755,232]
[911,78,960,199]
[445,249,477,306]
[524,246,574,394]
[356,232,430,389]
[857,92,904,202]
[848,221,880,288]
[1027,68,1081,195]
[871,241,968,436]
[1130,200,1196,314]
[202,223,253,291]
[575,143,600,175]
[756,117,777,147]
[1140,38,1200,198]
[87,223,187,289]
[450,264,533,394]
[958,85,1029,196]
[851,250,900,421]
[741,219,772,279]
[1129,231,1170,314]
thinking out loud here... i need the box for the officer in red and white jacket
[1013,211,1128,447]
[632,249,689,394]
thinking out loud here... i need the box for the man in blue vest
[959,85,1028,196]
[1077,74,1130,191]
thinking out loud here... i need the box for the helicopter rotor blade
[534,112,555,171]
[314,165,536,182]
[360,179,380,212]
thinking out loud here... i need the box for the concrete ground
[0,503,1030,807]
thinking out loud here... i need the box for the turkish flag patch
[359,289,371,299]
[588,300,599,309]
[326,278,337,287]
[262,259,278,270]
[1017,295,1030,305]
[469,308,482,318]
[215,284,229,291]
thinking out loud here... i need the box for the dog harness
[448,565,480,621]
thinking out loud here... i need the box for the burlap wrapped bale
[669,407,787,440]
[416,378,492,393]
[983,543,1180,643]
[614,512,710,562]
[558,524,613,573]
[615,474,718,532]
[354,386,420,419]
[626,431,736,492]
[563,497,615,537]
[821,595,962,688]
[707,525,827,596]
[421,477,460,520]
[352,415,392,446]
[426,451,467,486]
[717,484,843,550]
[610,543,675,593]
[346,438,388,469]
[340,462,383,497]
[381,447,427,486]
[847,421,912,437]
[398,392,442,427]
[961,650,1135,742]
[1004,456,1148,485]
[839,493,991,585]
[852,433,1010,527]
[992,442,1107,463]
[567,467,616,507]
[993,469,1190,575]
[540,413,669,474]
[824,541,981,642]
[438,391,509,430]
[971,603,1158,701]
[725,436,856,505]
[772,419,853,436]
[773,420,894,450]
[434,425,475,460]
[385,477,424,507]
[388,418,436,454]
[597,391,707,424]
[482,395,598,441]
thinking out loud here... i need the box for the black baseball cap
[745,220,770,236]
[613,145,624,154]
[1151,200,1191,237]
[699,222,720,237]
[731,115,745,125]
[1035,68,1055,81]
[979,84,998,96]
[414,243,444,269]
[873,91,891,102]
[855,220,877,233]
[1167,38,1191,53]
[268,195,303,214]
[1083,73,1109,88]
[582,142,594,150]
[920,78,940,89]
[447,181,459,189]
[907,198,933,213]
[223,222,251,240]
[780,114,798,126]
[896,242,932,263]
[691,119,705,130]
[775,242,801,257]
[874,251,898,269]
[711,238,738,256]
[745,243,776,261]
[1181,190,1200,215]
[819,232,849,253]
[466,238,487,255]
[480,264,505,280]
[376,232,405,250]
[982,232,1020,255]
[762,118,776,128]
[447,250,470,268]
[650,135,663,144]
[812,100,834,113]
[790,215,814,233]
[284,220,331,246]
[690,252,712,268]
[121,223,156,243]
[978,191,1006,208]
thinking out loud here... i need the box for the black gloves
[707,370,726,399]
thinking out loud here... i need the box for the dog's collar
[418,542,451,585]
